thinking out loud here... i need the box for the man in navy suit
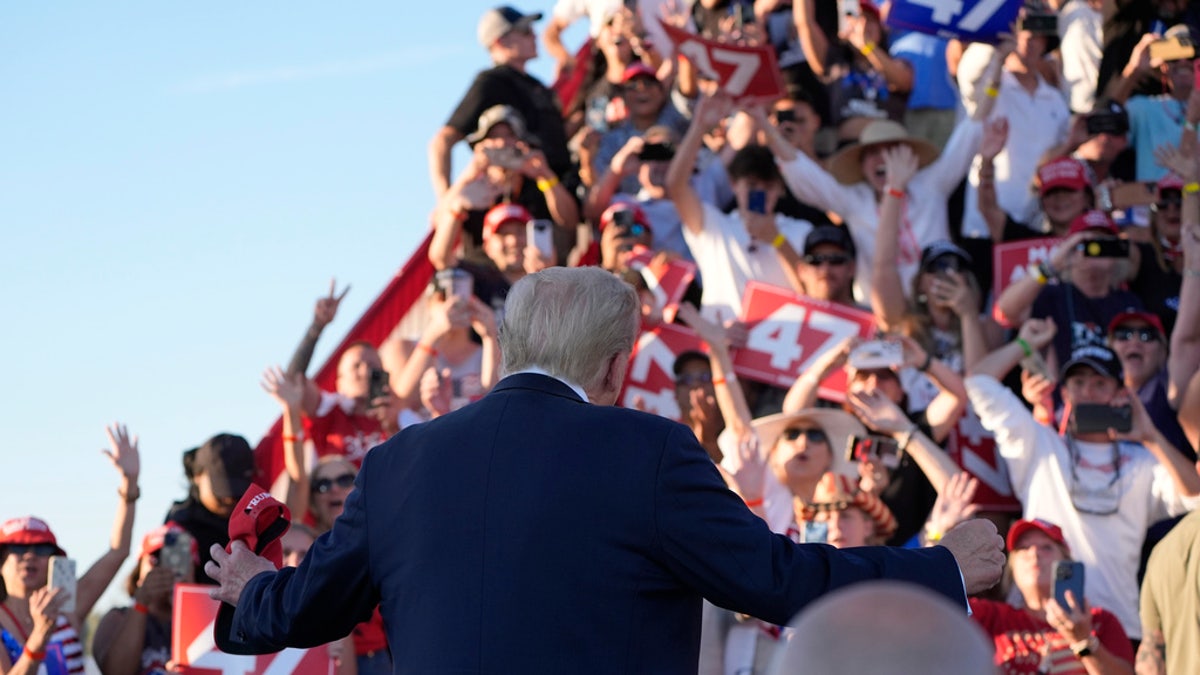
[208,266,1005,674]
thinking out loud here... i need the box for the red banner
[627,249,697,325]
[945,406,1021,512]
[992,237,1061,301]
[620,322,707,421]
[733,283,876,400]
[172,584,334,675]
[659,21,786,104]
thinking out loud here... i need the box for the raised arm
[467,296,500,391]
[846,389,959,495]
[899,336,966,444]
[428,126,463,197]
[792,0,831,76]
[668,92,733,236]
[975,117,1011,242]
[391,294,459,409]
[262,367,310,517]
[584,136,645,224]
[842,15,913,93]
[1156,144,1200,407]
[75,424,140,624]
[968,317,1056,382]
[287,280,350,416]
[542,15,574,78]
[782,336,856,412]
[517,143,579,228]
[1104,33,1158,105]
[871,145,918,331]
[994,234,1083,327]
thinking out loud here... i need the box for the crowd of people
[4,0,1200,673]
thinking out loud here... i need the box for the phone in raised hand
[48,556,77,614]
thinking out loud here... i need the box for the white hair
[498,267,640,391]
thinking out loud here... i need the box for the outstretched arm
[871,145,918,331]
[262,367,310,517]
[668,92,734,236]
[287,280,350,415]
[76,424,140,625]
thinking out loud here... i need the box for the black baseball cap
[1060,345,1123,382]
[803,225,856,256]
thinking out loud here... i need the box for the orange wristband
[886,187,906,199]
[744,497,764,507]
[416,343,438,357]
[712,377,726,386]
[23,646,45,662]
[133,601,150,615]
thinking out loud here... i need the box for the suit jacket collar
[492,372,589,404]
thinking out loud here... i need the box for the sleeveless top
[0,604,85,675]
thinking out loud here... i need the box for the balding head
[769,582,996,675]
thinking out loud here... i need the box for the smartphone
[367,368,390,405]
[848,339,904,372]
[1086,112,1127,136]
[1077,238,1130,258]
[774,108,796,124]
[1052,561,1086,610]
[435,268,474,300]
[846,434,903,470]
[48,556,77,614]
[747,189,768,215]
[612,209,635,230]
[159,530,194,579]
[730,2,755,29]
[802,521,828,544]
[1150,36,1194,63]
[1071,403,1133,434]
[527,219,555,260]
[1018,13,1058,35]
[483,146,525,170]
[637,142,675,162]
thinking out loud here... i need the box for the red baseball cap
[483,203,532,238]
[1157,173,1185,195]
[1068,209,1118,236]
[599,202,651,232]
[0,516,67,556]
[1107,309,1166,337]
[139,522,199,561]
[1007,518,1070,554]
[621,62,658,84]
[1037,158,1090,196]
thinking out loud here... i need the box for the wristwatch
[1071,634,1100,658]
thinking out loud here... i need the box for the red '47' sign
[627,249,697,325]
[733,283,876,400]
[620,322,707,421]
[173,584,333,675]
[659,21,786,104]
[992,237,1061,301]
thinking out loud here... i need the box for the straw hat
[745,408,865,480]
[826,120,939,185]
[798,472,898,540]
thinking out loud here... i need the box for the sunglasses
[312,473,356,494]
[6,543,57,557]
[803,253,851,267]
[675,372,713,387]
[1112,327,1160,343]
[1155,196,1182,208]
[782,428,828,444]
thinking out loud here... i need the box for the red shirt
[969,597,1133,674]
[304,391,391,466]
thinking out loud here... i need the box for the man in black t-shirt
[428,6,572,198]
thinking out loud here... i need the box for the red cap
[483,203,532,239]
[0,516,67,556]
[1037,158,1090,195]
[139,522,200,561]
[621,62,658,84]
[1157,172,1185,194]
[1107,309,1165,337]
[1068,209,1118,236]
[226,484,291,570]
[599,202,651,232]
[1007,518,1070,554]
[859,0,882,18]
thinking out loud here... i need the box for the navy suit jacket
[217,373,965,673]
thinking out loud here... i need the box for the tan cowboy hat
[826,120,939,185]
[798,472,898,540]
[747,408,865,480]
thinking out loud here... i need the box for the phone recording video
[1071,403,1133,434]
[1018,13,1058,35]
[637,142,675,162]
[1077,238,1130,258]
[159,530,195,579]
[367,368,390,407]
[845,434,903,470]
[1052,561,1085,610]
[746,189,768,215]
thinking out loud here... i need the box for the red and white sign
[620,322,707,421]
[992,237,1061,300]
[173,584,333,675]
[659,21,786,104]
[945,406,1021,512]
[628,250,697,325]
[733,282,876,400]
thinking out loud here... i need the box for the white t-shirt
[1058,0,1104,114]
[683,202,812,325]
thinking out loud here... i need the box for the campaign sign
[173,584,333,675]
[733,282,876,400]
[620,322,707,421]
[946,405,1021,512]
[992,237,1061,301]
[659,21,786,104]
[627,249,697,325]
[886,0,1022,42]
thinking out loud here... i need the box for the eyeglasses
[1112,327,1160,343]
[622,78,661,92]
[782,428,828,444]
[312,473,356,494]
[803,253,851,267]
[1155,196,1182,208]
[675,372,713,387]
[5,544,57,557]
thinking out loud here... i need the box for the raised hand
[28,586,69,645]
[882,144,919,192]
[610,136,645,177]
[846,390,912,435]
[694,92,736,133]
[1154,142,1199,182]
[937,519,1006,594]
[926,472,980,541]
[979,117,1009,163]
[419,367,452,418]
[1017,317,1058,352]
[467,296,498,339]
[1019,369,1056,413]
[261,366,305,411]
[314,279,350,328]
[930,270,979,316]
[103,423,140,482]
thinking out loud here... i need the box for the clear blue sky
[1,2,584,611]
